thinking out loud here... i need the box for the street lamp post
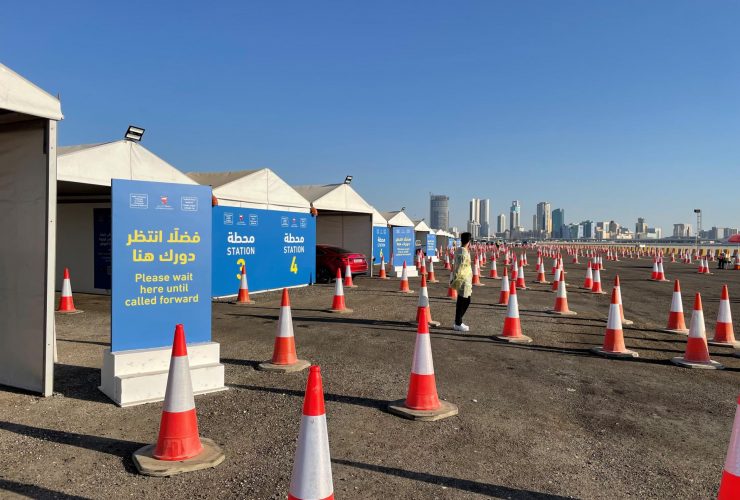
[694,209,702,254]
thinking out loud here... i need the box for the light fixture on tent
[124,125,145,142]
[344,175,352,184]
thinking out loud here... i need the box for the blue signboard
[426,234,437,257]
[112,180,211,352]
[93,208,112,289]
[372,226,389,264]
[392,226,414,267]
[212,206,316,296]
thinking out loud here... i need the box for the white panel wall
[56,202,110,294]
[316,214,372,260]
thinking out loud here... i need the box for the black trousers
[455,295,471,326]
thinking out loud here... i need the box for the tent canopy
[293,183,374,214]
[381,210,415,227]
[58,140,196,189]
[189,169,309,212]
[372,208,387,227]
[0,63,62,121]
[414,220,431,232]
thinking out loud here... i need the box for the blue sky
[3,1,739,231]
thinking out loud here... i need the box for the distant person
[451,232,473,332]
[719,251,727,270]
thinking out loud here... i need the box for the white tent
[57,140,198,294]
[0,64,62,396]
[372,208,388,227]
[294,183,374,260]
[188,169,310,213]
[381,210,415,228]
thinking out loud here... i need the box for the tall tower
[510,200,521,232]
[479,199,490,237]
[467,198,480,238]
[429,194,449,230]
[497,213,506,234]
[552,208,565,238]
[536,201,552,237]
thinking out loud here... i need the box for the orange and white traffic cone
[515,259,527,289]
[259,289,310,372]
[57,267,81,313]
[650,258,659,280]
[328,268,352,313]
[718,396,740,499]
[427,259,438,283]
[672,293,723,369]
[710,285,737,348]
[551,266,561,292]
[414,274,440,327]
[496,267,510,307]
[548,271,576,316]
[665,280,689,334]
[343,262,357,288]
[446,272,458,300]
[495,281,531,343]
[288,366,334,500]
[444,252,451,270]
[582,262,593,290]
[472,260,483,286]
[535,259,548,284]
[654,260,669,282]
[388,315,458,420]
[378,257,388,279]
[613,275,633,326]
[233,265,253,305]
[399,261,413,294]
[489,259,500,279]
[592,288,638,359]
[132,324,224,476]
[591,267,606,294]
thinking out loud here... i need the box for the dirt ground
[1,252,739,499]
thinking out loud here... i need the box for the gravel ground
[1,253,739,499]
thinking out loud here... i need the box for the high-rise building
[581,220,594,239]
[552,208,565,238]
[497,213,506,234]
[429,194,449,231]
[467,198,481,239]
[509,201,521,232]
[532,214,538,232]
[673,224,692,238]
[635,217,648,237]
[535,202,552,237]
[479,199,490,237]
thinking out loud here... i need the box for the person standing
[451,232,473,331]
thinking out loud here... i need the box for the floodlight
[125,125,145,142]
[344,175,353,184]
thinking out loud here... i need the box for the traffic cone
[57,267,81,313]
[444,252,451,270]
[671,293,723,369]
[328,268,352,313]
[446,272,458,300]
[496,267,510,306]
[132,325,225,476]
[472,260,484,286]
[378,257,388,279]
[427,259,438,283]
[551,266,561,292]
[582,262,593,290]
[665,280,689,334]
[488,259,500,279]
[613,276,633,326]
[535,259,548,284]
[710,285,738,348]
[343,262,357,288]
[399,261,413,293]
[388,315,458,420]
[548,272,576,316]
[654,260,669,282]
[650,258,659,280]
[233,265,253,305]
[591,267,606,294]
[495,281,531,343]
[259,289,310,372]
[413,274,440,327]
[515,260,527,289]
[288,366,334,500]
[592,288,639,359]
[718,396,740,499]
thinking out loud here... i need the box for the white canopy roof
[414,220,431,232]
[58,141,196,186]
[188,169,309,212]
[0,64,62,120]
[293,183,374,215]
[371,208,387,227]
[381,210,415,227]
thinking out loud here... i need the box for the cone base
[327,307,353,314]
[409,319,441,327]
[230,300,254,305]
[396,290,415,294]
[132,438,225,477]
[257,359,311,373]
[56,309,83,314]
[546,309,577,316]
[387,399,458,421]
[535,280,550,284]
[670,357,723,370]
[591,347,639,359]
[493,335,532,344]
[345,284,358,288]
[428,279,439,283]
[708,340,740,348]
[493,303,509,307]
[622,319,634,326]
[664,328,689,335]
[473,283,486,287]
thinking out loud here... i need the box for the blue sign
[392,226,414,267]
[93,208,112,289]
[372,226,389,264]
[426,234,437,257]
[112,180,211,352]
[212,206,316,296]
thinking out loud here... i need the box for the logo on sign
[291,217,298,228]
[223,212,234,225]
[249,214,259,226]
[156,194,173,210]
[237,214,246,226]
[181,196,199,212]
[129,193,148,209]
[299,218,307,228]
[281,216,289,228]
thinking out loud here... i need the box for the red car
[316,244,368,283]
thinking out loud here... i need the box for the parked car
[316,244,368,283]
